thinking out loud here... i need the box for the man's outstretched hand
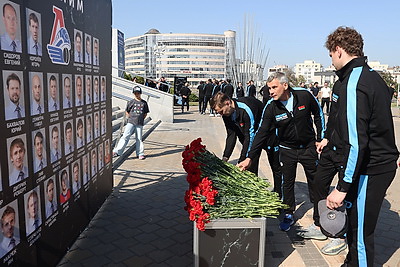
[237,158,252,171]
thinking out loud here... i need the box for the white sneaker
[209,113,215,117]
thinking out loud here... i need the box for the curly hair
[325,26,364,57]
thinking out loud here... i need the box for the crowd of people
[209,27,398,267]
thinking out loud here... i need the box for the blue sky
[112,0,399,69]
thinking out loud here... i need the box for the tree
[123,72,132,81]
[381,72,398,89]
[282,69,298,86]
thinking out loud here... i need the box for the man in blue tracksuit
[210,92,264,174]
[323,26,398,267]
[238,72,325,232]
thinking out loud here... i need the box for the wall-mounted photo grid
[0,0,112,266]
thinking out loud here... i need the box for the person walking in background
[201,79,213,115]
[246,80,256,97]
[223,79,234,99]
[208,79,220,117]
[158,77,169,93]
[197,81,205,114]
[311,82,320,98]
[236,82,245,98]
[259,81,271,106]
[113,86,149,160]
[320,82,331,115]
[180,82,191,113]
[323,26,398,267]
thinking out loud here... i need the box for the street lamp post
[154,44,166,79]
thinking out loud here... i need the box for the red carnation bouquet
[182,138,286,231]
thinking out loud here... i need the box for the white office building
[124,29,237,85]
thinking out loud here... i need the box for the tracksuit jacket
[222,97,264,162]
[247,87,324,159]
[328,57,399,192]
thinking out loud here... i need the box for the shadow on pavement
[374,198,399,266]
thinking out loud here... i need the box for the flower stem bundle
[182,138,286,231]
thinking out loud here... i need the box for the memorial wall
[0,0,112,265]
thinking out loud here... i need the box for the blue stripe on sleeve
[344,66,363,183]
[237,102,256,154]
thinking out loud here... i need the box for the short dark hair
[29,12,38,25]
[65,122,72,132]
[34,131,44,142]
[6,73,21,89]
[50,75,57,83]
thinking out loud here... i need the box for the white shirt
[75,50,83,63]
[5,100,25,120]
[0,235,20,258]
[321,86,332,98]
[34,156,47,173]
[65,141,74,155]
[9,166,28,186]
[86,93,92,104]
[0,33,22,53]
[76,136,84,148]
[50,148,61,163]
[45,199,56,218]
[27,36,42,56]
[48,97,59,112]
[85,52,91,64]
[87,131,92,143]
[63,96,72,109]
[75,96,83,106]
[93,55,99,65]
[72,180,80,194]
[83,172,89,185]
[31,100,44,116]
[26,217,41,236]
[92,166,97,176]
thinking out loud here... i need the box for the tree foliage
[381,72,398,88]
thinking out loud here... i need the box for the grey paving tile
[123,256,152,267]
[128,243,156,256]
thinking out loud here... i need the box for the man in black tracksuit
[297,71,347,255]
[246,80,256,98]
[323,27,398,267]
[223,79,234,99]
[201,79,214,115]
[259,82,271,105]
[210,92,264,174]
[197,81,205,113]
[238,72,324,232]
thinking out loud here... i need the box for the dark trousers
[313,147,343,226]
[202,95,211,114]
[344,170,395,267]
[321,98,330,114]
[279,145,318,213]
[181,97,189,111]
[266,146,282,198]
[198,96,204,112]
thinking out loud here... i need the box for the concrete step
[111,109,125,120]
[112,117,161,170]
